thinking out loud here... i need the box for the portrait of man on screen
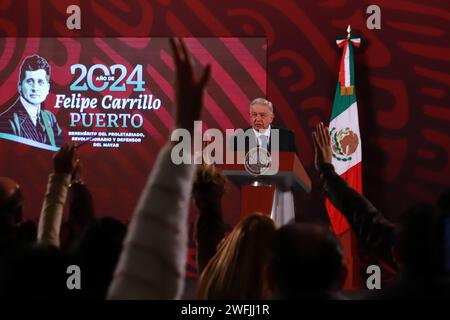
[0,54,64,149]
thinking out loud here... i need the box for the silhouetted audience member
[107,38,210,299]
[16,220,37,246]
[268,223,347,299]
[438,187,450,216]
[0,143,79,299]
[438,188,450,277]
[0,177,23,252]
[71,217,126,299]
[61,180,96,251]
[312,122,450,299]
[313,123,397,275]
[0,243,70,299]
[371,203,450,299]
[37,143,78,247]
[197,213,276,299]
[193,164,227,272]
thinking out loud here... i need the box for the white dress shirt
[253,125,271,149]
[20,96,40,126]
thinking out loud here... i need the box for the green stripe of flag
[330,84,356,121]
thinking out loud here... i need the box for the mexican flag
[326,29,362,235]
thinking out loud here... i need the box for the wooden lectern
[222,151,312,220]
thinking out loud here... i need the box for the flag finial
[347,25,351,38]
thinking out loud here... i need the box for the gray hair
[249,98,273,114]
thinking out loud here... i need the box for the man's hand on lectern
[312,122,332,170]
[169,38,211,134]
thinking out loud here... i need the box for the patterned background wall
[0,0,449,277]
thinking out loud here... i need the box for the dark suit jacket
[0,97,64,147]
[231,126,297,154]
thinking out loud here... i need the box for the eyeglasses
[250,112,271,118]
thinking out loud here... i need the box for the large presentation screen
[0,37,266,222]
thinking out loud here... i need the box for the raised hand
[71,159,83,183]
[169,38,211,133]
[312,122,332,170]
[193,164,227,209]
[53,143,78,174]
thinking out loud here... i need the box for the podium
[222,151,311,224]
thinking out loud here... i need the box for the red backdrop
[0,0,449,278]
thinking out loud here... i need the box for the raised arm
[107,38,210,299]
[37,143,78,247]
[313,123,397,268]
[193,164,227,273]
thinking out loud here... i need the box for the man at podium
[229,98,301,226]
[232,98,297,154]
